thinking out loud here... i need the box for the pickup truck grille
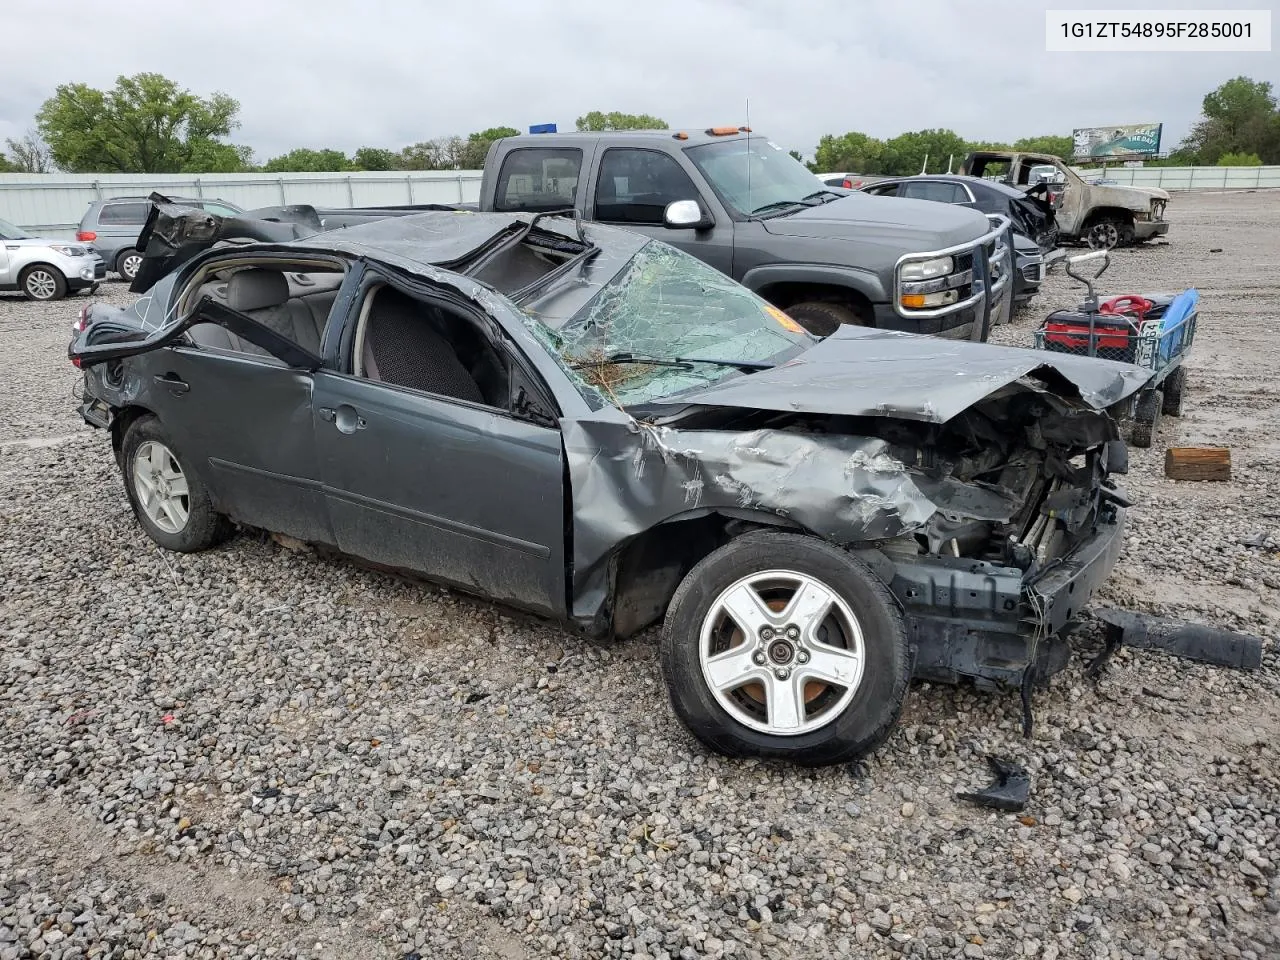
[891,216,1012,336]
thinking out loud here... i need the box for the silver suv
[0,217,104,301]
[78,196,243,281]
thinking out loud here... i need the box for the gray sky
[3,0,1275,163]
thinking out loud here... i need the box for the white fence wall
[4,166,1278,239]
[0,171,484,239]
[1068,165,1280,189]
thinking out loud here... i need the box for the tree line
[2,73,1276,175]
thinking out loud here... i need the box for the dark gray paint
[74,207,1150,698]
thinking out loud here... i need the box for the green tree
[262,148,354,172]
[1217,151,1263,165]
[460,126,520,168]
[36,73,247,173]
[4,131,53,172]
[398,137,466,170]
[0,154,17,173]
[1012,135,1074,160]
[812,132,885,174]
[880,129,970,175]
[575,111,667,131]
[1180,76,1280,164]
[353,146,398,171]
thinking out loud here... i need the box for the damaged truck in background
[68,197,1152,765]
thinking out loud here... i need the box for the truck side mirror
[663,200,714,231]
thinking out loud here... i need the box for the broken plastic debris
[957,756,1031,812]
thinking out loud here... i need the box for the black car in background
[860,175,1059,305]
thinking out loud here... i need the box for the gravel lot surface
[1,191,1277,960]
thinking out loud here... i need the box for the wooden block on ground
[1164,447,1231,481]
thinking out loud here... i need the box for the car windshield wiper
[748,199,810,217]
[569,352,775,372]
[802,189,843,203]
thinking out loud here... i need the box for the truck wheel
[786,301,866,337]
[1162,367,1186,416]
[1130,389,1163,448]
[660,531,909,766]
[1086,217,1130,250]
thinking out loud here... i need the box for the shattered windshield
[528,241,814,407]
[686,139,829,217]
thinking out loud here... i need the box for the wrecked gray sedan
[69,198,1149,766]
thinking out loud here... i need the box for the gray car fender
[738,263,888,306]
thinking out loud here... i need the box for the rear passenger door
[586,148,735,275]
[146,264,345,545]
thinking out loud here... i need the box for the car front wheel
[121,416,231,552]
[660,531,909,766]
[20,265,67,301]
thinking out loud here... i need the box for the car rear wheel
[660,531,909,766]
[121,416,231,552]
[116,250,143,282]
[785,301,867,337]
[20,265,67,302]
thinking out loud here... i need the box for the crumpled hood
[659,326,1153,423]
[761,194,990,249]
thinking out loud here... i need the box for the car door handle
[153,374,190,395]
[320,404,366,434]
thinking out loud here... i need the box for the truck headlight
[900,256,954,281]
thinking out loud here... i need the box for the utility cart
[1033,250,1199,448]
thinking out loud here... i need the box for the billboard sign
[1072,123,1163,158]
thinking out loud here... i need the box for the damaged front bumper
[891,500,1127,689]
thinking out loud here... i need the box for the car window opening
[186,264,345,358]
[354,285,509,410]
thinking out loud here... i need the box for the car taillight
[73,305,89,334]
[842,179,853,189]
[77,230,97,242]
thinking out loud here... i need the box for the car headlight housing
[51,244,88,258]
[900,256,954,281]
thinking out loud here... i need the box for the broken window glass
[524,241,813,407]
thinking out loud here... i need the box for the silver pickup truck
[476,128,1012,340]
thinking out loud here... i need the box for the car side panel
[127,346,333,544]
[311,373,566,617]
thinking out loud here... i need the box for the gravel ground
[1,191,1277,960]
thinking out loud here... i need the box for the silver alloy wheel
[1087,221,1120,250]
[120,252,143,279]
[698,570,865,736]
[24,269,59,300]
[132,440,191,534]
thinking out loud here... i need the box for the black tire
[1085,216,1131,251]
[786,301,867,337]
[1162,366,1186,416]
[19,264,68,302]
[1130,389,1163,448]
[660,530,909,766]
[120,415,232,553]
[116,249,143,282]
